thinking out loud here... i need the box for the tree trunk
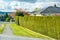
[18,16,20,25]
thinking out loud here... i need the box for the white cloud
[19,1,57,11]
[10,1,20,9]
[20,2,33,9]
[0,0,60,12]
[33,2,58,8]
[0,1,7,10]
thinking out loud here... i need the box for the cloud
[10,1,21,9]
[37,0,60,2]
[16,0,37,3]
[8,1,60,12]
[19,1,58,9]
[0,1,7,10]
[0,0,60,12]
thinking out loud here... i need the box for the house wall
[10,12,16,18]
[51,13,60,16]
[23,12,30,16]
[30,14,42,16]
[41,13,60,16]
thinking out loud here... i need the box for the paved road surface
[0,35,43,40]
[2,23,13,35]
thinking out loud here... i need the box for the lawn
[10,23,55,40]
[0,23,6,34]
[15,16,60,40]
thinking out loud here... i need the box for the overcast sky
[0,0,60,12]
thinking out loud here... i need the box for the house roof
[41,4,60,14]
[29,8,47,14]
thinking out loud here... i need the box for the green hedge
[15,16,60,39]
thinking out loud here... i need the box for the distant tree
[5,13,8,18]
[15,11,24,25]
[16,11,24,16]
[5,13,9,21]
